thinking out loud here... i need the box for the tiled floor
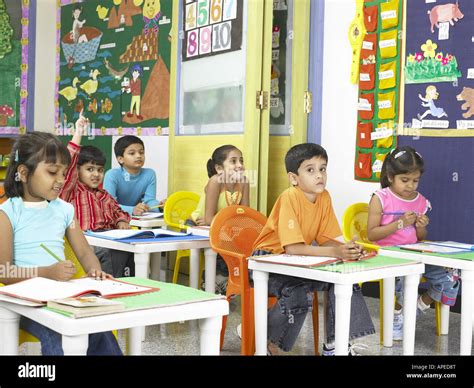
[20,270,472,356]
[120,270,471,356]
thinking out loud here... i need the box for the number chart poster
[0,0,34,135]
[56,0,172,136]
[400,0,474,137]
[182,0,243,61]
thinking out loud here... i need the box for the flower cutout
[414,52,424,62]
[407,54,415,63]
[446,54,453,61]
[441,57,449,66]
[435,52,443,62]
[421,39,437,58]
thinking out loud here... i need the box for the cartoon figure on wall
[428,2,464,33]
[456,87,474,119]
[143,0,161,35]
[123,64,143,121]
[71,5,88,44]
[417,85,448,120]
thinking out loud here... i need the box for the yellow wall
[170,136,244,195]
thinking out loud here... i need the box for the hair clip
[394,150,406,159]
[415,151,423,159]
[14,150,19,162]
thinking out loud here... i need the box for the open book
[131,212,164,220]
[0,277,157,305]
[188,226,210,237]
[250,252,377,268]
[398,241,474,254]
[47,296,125,318]
[85,228,190,241]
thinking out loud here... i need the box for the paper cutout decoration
[417,85,447,120]
[0,104,14,126]
[405,40,461,84]
[456,87,474,119]
[348,0,366,84]
[59,77,81,104]
[80,69,101,97]
[428,2,464,34]
[0,0,13,59]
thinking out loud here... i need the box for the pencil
[40,244,63,262]
[149,204,165,209]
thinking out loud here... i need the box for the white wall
[33,0,169,197]
[34,0,56,132]
[111,136,169,200]
[321,0,379,221]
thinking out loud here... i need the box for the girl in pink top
[367,146,459,340]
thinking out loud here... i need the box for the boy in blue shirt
[104,136,164,216]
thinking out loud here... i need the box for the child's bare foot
[267,341,280,356]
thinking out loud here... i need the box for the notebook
[47,296,125,318]
[188,226,210,237]
[398,241,473,254]
[250,252,377,268]
[85,228,190,241]
[131,212,164,220]
[0,277,157,305]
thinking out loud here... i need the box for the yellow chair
[342,203,442,341]
[163,191,205,285]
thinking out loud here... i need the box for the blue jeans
[251,250,375,352]
[395,264,460,307]
[20,317,123,355]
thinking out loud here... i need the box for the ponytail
[206,145,240,178]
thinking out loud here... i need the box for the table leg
[127,327,143,355]
[199,316,223,355]
[189,248,200,289]
[149,253,162,281]
[204,249,217,294]
[440,304,450,336]
[382,277,395,348]
[62,334,89,355]
[403,274,419,355]
[334,284,353,355]
[253,270,269,356]
[460,269,473,355]
[134,253,150,341]
[0,307,20,355]
[134,252,150,278]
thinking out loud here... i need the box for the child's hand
[133,203,149,215]
[415,214,429,229]
[400,211,417,228]
[86,268,113,280]
[48,260,77,281]
[75,110,89,136]
[195,217,206,226]
[117,221,130,229]
[336,239,364,261]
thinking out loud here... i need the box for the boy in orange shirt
[252,143,375,355]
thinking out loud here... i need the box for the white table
[85,236,217,293]
[130,218,166,229]
[249,257,424,355]
[380,247,474,355]
[0,296,228,355]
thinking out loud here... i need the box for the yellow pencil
[149,204,165,209]
[40,244,63,262]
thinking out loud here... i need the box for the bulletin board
[399,0,474,137]
[0,0,34,135]
[182,0,243,62]
[354,0,403,182]
[55,0,172,137]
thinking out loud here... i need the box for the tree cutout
[0,0,14,59]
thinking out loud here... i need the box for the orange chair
[210,205,320,355]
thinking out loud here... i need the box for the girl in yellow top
[189,145,250,293]
[190,145,249,225]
